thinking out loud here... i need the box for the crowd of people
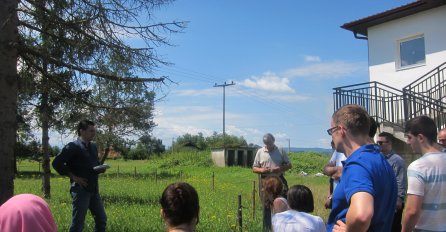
[1,106,446,232]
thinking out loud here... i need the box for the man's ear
[417,134,425,144]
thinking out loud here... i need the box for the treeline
[15,132,253,161]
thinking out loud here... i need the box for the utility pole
[214,81,235,147]
[286,138,291,154]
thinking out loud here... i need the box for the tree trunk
[0,0,19,205]
[100,125,113,164]
[40,63,51,199]
[100,144,110,165]
[41,96,51,198]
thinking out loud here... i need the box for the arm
[52,144,74,176]
[52,143,88,188]
[323,164,343,180]
[394,159,407,210]
[280,162,292,172]
[402,194,423,232]
[252,166,270,174]
[323,161,336,176]
[345,192,373,232]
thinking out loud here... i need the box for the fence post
[252,180,256,219]
[238,194,243,232]
[155,169,157,184]
[212,172,215,192]
[134,167,136,177]
[117,165,120,177]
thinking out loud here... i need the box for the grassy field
[15,151,331,231]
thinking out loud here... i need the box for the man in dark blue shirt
[326,105,397,232]
[52,120,107,232]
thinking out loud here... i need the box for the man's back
[407,152,446,231]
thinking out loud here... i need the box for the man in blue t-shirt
[326,105,397,232]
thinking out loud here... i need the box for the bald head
[438,128,446,148]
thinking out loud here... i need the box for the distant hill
[288,147,332,155]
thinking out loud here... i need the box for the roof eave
[341,0,446,37]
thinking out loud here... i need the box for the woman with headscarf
[0,194,57,232]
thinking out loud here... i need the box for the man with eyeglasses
[326,105,397,232]
[438,128,446,151]
[377,132,407,232]
[253,133,292,232]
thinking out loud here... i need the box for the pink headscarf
[0,194,57,232]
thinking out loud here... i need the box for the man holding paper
[52,119,107,232]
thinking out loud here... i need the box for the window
[398,35,425,69]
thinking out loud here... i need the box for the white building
[337,0,446,162]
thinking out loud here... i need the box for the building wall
[211,149,226,167]
[211,148,257,168]
[368,5,446,90]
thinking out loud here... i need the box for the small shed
[211,146,259,168]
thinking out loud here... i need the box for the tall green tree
[12,0,186,198]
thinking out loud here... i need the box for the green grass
[14,151,331,231]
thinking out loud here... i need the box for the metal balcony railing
[333,62,446,130]
[333,82,406,129]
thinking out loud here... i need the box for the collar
[382,150,395,159]
[349,143,380,158]
[262,145,277,153]
[76,138,90,150]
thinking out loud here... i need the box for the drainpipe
[353,31,368,40]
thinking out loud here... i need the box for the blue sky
[146,0,415,149]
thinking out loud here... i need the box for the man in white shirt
[253,133,292,232]
[402,116,446,232]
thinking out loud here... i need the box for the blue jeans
[70,184,107,232]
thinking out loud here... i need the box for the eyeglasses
[327,126,340,136]
[377,141,389,145]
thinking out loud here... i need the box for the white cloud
[241,72,295,93]
[304,55,321,62]
[284,61,367,79]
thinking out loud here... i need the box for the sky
[144,0,416,149]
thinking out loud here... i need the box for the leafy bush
[288,152,330,174]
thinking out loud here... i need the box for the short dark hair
[160,182,200,227]
[262,176,283,208]
[287,185,314,213]
[77,120,95,136]
[369,116,378,138]
[404,116,438,143]
[332,105,370,137]
[378,132,394,143]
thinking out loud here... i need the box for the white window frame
[396,34,426,70]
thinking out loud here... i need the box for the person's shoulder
[63,141,80,150]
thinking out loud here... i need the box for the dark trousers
[70,184,107,232]
[262,205,272,232]
[392,203,404,232]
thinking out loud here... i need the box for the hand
[324,195,332,209]
[72,175,88,188]
[271,167,281,173]
[333,220,346,232]
[96,168,107,174]
[396,199,403,211]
